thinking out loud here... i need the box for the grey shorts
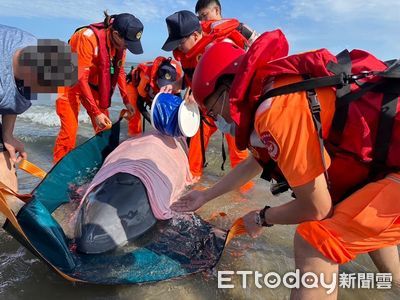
[0,122,4,152]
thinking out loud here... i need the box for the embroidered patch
[260,131,280,161]
[136,31,142,40]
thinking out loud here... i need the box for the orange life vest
[73,23,124,109]
[173,19,251,85]
[128,56,182,102]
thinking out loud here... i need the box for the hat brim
[126,39,143,55]
[157,78,175,88]
[162,36,184,52]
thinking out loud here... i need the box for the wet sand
[0,115,399,299]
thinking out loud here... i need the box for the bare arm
[265,173,333,224]
[171,154,262,212]
[242,173,333,238]
[2,114,27,162]
[204,154,262,200]
[2,114,17,138]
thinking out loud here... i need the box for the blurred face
[197,5,221,21]
[177,31,202,53]
[17,65,58,93]
[15,43,78,93]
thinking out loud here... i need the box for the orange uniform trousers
[188,116,249,177]
[53,87,109,163]
[126,83,143,137]
[297,173,400,264]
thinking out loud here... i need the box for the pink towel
[82,132,194,220]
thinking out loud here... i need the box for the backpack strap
[327,50,353,97]
[305,88,330,186]
[258,78,333,187]
[199,118,208,168]
[380,59,400,78]
[196,115,217,170]
[221,133,227,171]
[236,23,253,40]
[373,80,400,166]
[326,50,353,144]
[255,52,400,191]
[333,77,400,170]
[259,73,346,102]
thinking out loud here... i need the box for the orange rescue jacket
[173,19,251,85]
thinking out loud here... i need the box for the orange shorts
[297,173,400,264]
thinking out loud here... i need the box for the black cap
[157,61,178,87]
[162,10,200,51]
[113,13,144,54]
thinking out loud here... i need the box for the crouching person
[0,24,77,213]
[125,56,183,136]
[171,36,400,298]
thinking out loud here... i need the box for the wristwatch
[256,205,273,227]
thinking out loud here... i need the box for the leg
[0,151,17,192]
[188,116,217,178]
[297,173,400,296]
[369,246,400,285]
[127,111,142,136]
[225,134,254,192]
[0,122,17,191]
[0,123,25,217]
[225,133,249,169]
[291,232,339,299]
[0,152,25,219]
[53,88,80,163]
[126,83,142,136]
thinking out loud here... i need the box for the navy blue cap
[113,13,144,54]
[157,61,178,87]
[162,10,200,51]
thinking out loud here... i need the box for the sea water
[0,92,398,300]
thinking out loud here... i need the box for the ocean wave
[18,105,91,127]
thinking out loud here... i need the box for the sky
[1,0,399,62]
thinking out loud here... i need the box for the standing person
[195,0,259,45]
[195,0,222,20]
[193,1,259,183]
[53,12,144,163]
[162,10,260,185]
[0,24,77,207]
[196,1,287,194]
[171,37,400,298]
[125,56,183,136]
